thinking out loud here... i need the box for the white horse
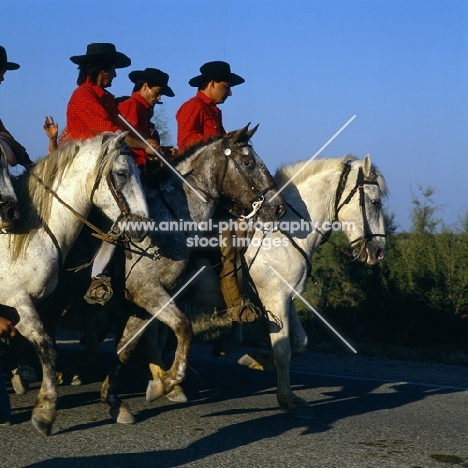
[179,154,387,419]
[0,134,22,229]
[0,132,149,435]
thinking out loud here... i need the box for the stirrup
[84,275,113,306]
[227,300,262,323]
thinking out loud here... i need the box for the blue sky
[1,0,467,231]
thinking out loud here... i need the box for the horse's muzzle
[123,215,148,244]
[353,240,386,265]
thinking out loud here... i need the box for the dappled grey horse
[0,132,148,435]
[100,124,286,424]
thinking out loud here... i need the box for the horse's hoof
[238,353,263,370]
[238,352,276,372]
[11,373,29,395]
[279,395,316,420]
[31,410,55,436]
[32,417,53,436]
[165,385,188,403]
[11,366,37,395]
[289,404,316,420]
[71,375,82,386]
[110,403,135,424]
[146,378,165,402]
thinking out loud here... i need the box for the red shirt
[118,92,154,166]
[176,91,225,150]
[60,79,123,143]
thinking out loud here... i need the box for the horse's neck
[170,149,220,223]
[37,158,94,256]
[284,172,337,254]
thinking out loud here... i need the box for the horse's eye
[243,159,253,168]
[116,171,127,178]
[371,199,381,209]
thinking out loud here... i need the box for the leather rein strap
[280,162,387,275]
[27,167,146,247]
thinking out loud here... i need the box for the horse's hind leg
[289,303,308,357]
[15,302,58,435]
[100,313,144,424]
[264,297,315,420]
[212,320,243,357]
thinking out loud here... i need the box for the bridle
[28,146,150,254]
[216,136,277,219]
[281,161,386,273]
[333,162,386,248]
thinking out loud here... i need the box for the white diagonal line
[268,265,357,354]
[117,266,206,355]
[118,114,207,203]
[269,115,356,202]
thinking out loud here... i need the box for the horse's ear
[231,123,259,145]
[109,131,129,152]
[363,153,372,178]
[246,123,259,141]
[231,124,250,145]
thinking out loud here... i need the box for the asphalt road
[2,339,468,468]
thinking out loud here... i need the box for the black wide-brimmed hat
[0,46,20,71]
[128,68,175,97]
[188,61,245,87]
[70,43,131,68]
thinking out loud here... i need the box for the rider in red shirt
[176,62,258,323]
[61,78,122,141]
[176,61,244,150]
[61,44,162,306]
[176,90,226,149]
[118,67,175,168]
[60,43,159,158]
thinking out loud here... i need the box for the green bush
[297,187,468,361]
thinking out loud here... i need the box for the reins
[180,136,278,220]
[27,169,118,244]
[26,152,159,266]
[220,137,277,215]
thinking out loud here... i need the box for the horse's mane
[151,134,225,186]
[274,154,387,196]
[10,133,121,260]
[171,134,224,168]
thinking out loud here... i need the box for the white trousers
[91,242,116,278]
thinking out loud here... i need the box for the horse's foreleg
[145,320,188,403]
[148,304,192,400]
[15,303,58,435]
